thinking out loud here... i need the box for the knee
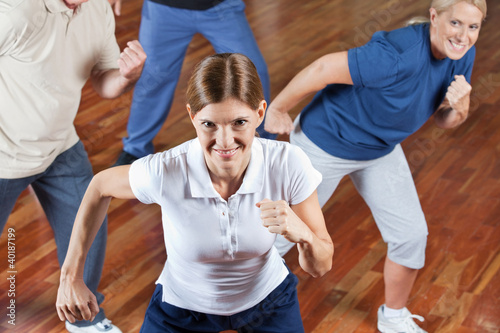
[387,232,428,270]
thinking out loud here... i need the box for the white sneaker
[65,318,122,333]
[377,305,427,333]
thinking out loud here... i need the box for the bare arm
[108,0,122,16]
[56,166,136,323]
[257,191,333,277]
[265,51,353,134]
[434,75,472,129]
[91,40,146,99]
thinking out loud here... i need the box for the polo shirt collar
[45,0,86,16]
[45,0,72,13]
[187,138,265,198]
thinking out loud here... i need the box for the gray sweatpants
[275,118,428,269]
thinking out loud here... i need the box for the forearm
[434,97,469,129]
[259,195,333,276]
[91,68,136,99]
[435,75,472,129]
[61,177,112,279]
[271,51,351,115]
[57,191,108,325]
[57,166,134,323]
[288,193,333,277]
[270,63,326,115]
[297,233,334,278]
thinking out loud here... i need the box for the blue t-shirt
[300,24,475,160]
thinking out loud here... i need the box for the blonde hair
[431,0,487,19]
[406,16,431,26]
[406,0,487,26]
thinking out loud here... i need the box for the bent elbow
[314,262,333,278]
[434,116,465,129]
[310,244,334,278]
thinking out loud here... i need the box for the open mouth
[449,40,466,52]
[213,147,239,158]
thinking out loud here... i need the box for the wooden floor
[1,0,499,332]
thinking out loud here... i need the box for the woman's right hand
[56,277,99,323]
[264,106,295,135]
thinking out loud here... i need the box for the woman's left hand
[446,75,472,114]
[257,199,312,244]
[435,75,472,128]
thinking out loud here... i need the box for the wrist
[60,258,86,280]
[275,104,290,114]
[297,229,315,247]
[60,266,83,280]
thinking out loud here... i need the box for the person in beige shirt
[0,0,146,332]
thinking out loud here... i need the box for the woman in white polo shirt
[56,53,333,333]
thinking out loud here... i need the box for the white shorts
[275,117,428,269]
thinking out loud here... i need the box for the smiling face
[429,1,483,60]
[188,98,266,180]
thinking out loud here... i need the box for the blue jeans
[123,0,275,158]
[140,272,305,333]
[0,141,108,327]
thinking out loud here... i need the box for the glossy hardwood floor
[1,0,499,332]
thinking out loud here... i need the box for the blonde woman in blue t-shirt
[265,1,486,332]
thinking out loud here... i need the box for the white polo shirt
[129,138,322,315]
[0,0,120,178]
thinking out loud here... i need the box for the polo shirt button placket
[219,201,233,258]
[227,198,238,256]
[63,10,73,35]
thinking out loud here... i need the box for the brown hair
[406,0,487,26]
[186,53,264,116]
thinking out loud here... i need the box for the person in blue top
[264,0,486,332]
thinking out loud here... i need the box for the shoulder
[257,138,296,158]
[257,139,322,203]
[78,0,114,26]
[356,24,429,80]
[350,24,427,65]
[378,24,428,54]
[257,138,311,169]
[83,0,113,12]
[0,0,31,14]
[0,0,17,11]
[352,24,427,59]
[149,140,192,166]
[0,0,47,54]
[129,140,194,200]
[163,139,193,158]
[0,0,46,30]
[348,25,428,87]
[132,140,192,176]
